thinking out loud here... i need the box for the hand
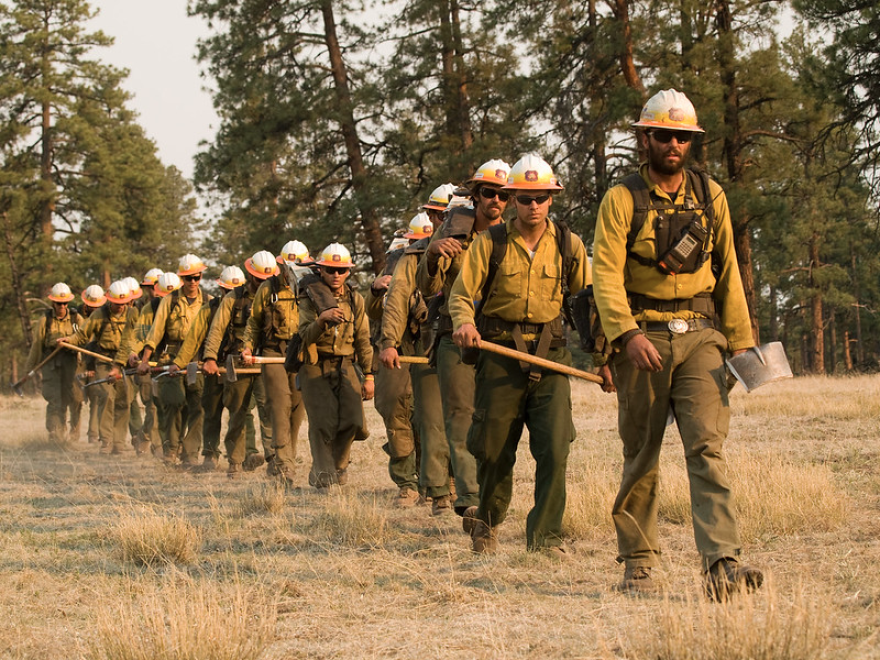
[371,274,392,292]
[108,366,122,381]
[136,360,151,376]
[202,359,219,376]
[379,347,400,369]
[56,336,71,345]
[625,333,663,372]
[452,323,481,349]
[127,353,140,368]
[241,349,254,365]
[167,363,180,375]
[318,308,345,328]
[731,348,748,357]
[427,237,463,261]
[362,378,375,400]
[597,364,616,393]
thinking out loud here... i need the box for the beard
[647,140,687,176]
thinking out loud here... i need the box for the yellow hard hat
[315,243,354,268]
[466,159,511,189]
[632,89,704,133]
[404,212,434,240]
[503,154,563,191]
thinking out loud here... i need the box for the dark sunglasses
[515,194,551,205]
[322,266,350,275]
[183,274,202,282]
[649,129,694,144]
[53,301,69,305]
[479,187,510,202]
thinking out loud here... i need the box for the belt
[642,318,715,334]
[494,338,567,352]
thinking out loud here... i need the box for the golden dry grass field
[1,374,879,659]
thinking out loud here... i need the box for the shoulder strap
[476,223,508,319]
[553,220,576,327]
[621,172,652,254]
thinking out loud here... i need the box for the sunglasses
[649,130,694,144]
[515,194,551,205]
[183,274,202,282]
[479,187,510,202]
[323,267,350,275]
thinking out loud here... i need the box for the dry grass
[86,578,277,660]
[113,507,203,566]
[1,374,880,659]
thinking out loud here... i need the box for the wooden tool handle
[479,340,604,385]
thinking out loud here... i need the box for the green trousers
[93,363,132,451]
[611,327,741,571]
[201,373,224,459]
[40,352,79,444]
[375,361,418,491]
[411,362,451,498]
[300,357,363,488]
[261,360,305,478]
[222,372,263,466]
[435,335,479,511]
[467,347,576,550]
[157,372,203,463]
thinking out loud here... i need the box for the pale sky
[88,0,217,181]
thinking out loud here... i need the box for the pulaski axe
[478,340,605,385]
[10,344,64,396]
[57,341,115,364]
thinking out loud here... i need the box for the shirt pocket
[538,262,562,307]
[494,261,523,304]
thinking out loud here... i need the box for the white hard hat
[421,183,456,211]
[277,240,311,265]
[155,272,182,297]
[217,265,246,290]
[141,268,163,286]
[81,285,106,308]
[48,282,75,303]
[245,250,280,279]
[387,236,410,253]
[315,242,354,268]
[177,253,207,277]
[503,154,563,191]
[106,280,133,304]
[123,276,143,300]
[632,89,704,133]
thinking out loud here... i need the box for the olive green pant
[222,372,265,466]
[467,347,576,550]
[157,372,204,463]
[375,361,418,491]
[93,363,132,451]
[411,362,451,498]
[435,335,479,511]
[261,360,305,478]
[611,327,741,571]
[40,353,80,444]
[85,380,101,443]
[300,357,363,488]
[245,375,273,457]
[133,373,161,450]
[201,373,224,459]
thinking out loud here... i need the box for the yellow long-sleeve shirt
[143,288,211,360]
[243,275,298,352]
[298,284,373,375]
[448,218,590,337]
[202,286,255,362]
[592,165,754,351]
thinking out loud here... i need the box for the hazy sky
[88,1,217,180]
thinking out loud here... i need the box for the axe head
[225,354,238,383]
[10,381,24,397]
[186,362,199,385]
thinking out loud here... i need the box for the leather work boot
[227,462,243,480]
[704,558,764,602]
[470,518,498,555]
[266,454,280,477]
[615,566,656,595]
[431,494,454,516]
[395,487,421,508]
[461,505,479,534]
[243,453,266,472]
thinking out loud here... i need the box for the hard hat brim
[632,120,705,133]
[245,259,279,279]
[48,293,76,303]
[501,182,564,191]
[177,263,208,277]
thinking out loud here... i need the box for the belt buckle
[668,319,689,334]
